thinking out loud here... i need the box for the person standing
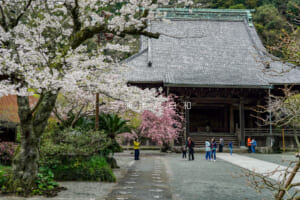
[251,138,257,153]
[219,137,224,152]
[187,137,195,161]
[211,138,217,162]
[133,138,140,160]
[181,145,187,159]
[229,141,233,155]
[205,139,211,160]
[247,137,252,153]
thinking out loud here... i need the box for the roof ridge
[157,8,254,26]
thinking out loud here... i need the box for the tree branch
[0,4,8,31]
[71,23,159,49]
[64,0,81,34]
[11,0,33,29]
[71,104,86,128]
[30,93,44,115]
[53,106,64,123]
[33,90,59,137]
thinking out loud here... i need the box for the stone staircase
[191,135,240,148]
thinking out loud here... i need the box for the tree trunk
[10,92,58,193]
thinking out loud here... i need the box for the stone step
[191,135,240,147]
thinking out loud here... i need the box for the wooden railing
[245,128,300,137]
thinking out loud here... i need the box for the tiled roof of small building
[125,9,300,88]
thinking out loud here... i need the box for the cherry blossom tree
[124,95,184,149]
[0,0,193,193]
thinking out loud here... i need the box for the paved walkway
[218,153,300,184]
[165,154,272,200]
[104,155,173,200]
[2,152,290,200]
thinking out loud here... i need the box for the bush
[107,139,123,153]
[32,167,64,197]
[39,129,116,182]
[51,156,116,182]
[0,142,18,165]
[0,167,12,194]
[0,168,11,187]
[39,129,112,167]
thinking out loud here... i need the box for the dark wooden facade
[129,83,300,147]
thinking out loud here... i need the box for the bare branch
[71,23,159,49]
[11,0,33,29]
[0,4,7,31]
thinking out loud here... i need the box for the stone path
[104,156,172,200]
[218,153,300,184]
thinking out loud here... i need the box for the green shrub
[0,167,12,193]
[0,168,10,186]
[32,167,63,196]
[40,129,112,167]
[107,140,123,153]
[51,156,116,182]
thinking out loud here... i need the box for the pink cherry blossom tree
[125,95,184,149]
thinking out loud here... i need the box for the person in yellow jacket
[133,138,140,160]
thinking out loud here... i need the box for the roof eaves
[164,83,273,89]
[128,81,164,84]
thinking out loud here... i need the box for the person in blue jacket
[210,138,217,162]
[229,141,233,155]
[205,139,211,160]
[251,138,257,153]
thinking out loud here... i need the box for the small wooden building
[125,9,300,147]
[0,95,38,142]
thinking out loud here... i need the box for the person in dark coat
[219,137,224,152]
[186,137,195,161]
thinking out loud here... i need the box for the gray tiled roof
[125,10,300,88]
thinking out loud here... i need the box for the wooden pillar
[224,106,229,132]
[185,107,190,138]
[239,99,245,146]
[230,105,234,134]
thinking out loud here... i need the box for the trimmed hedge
[51,156,116,182]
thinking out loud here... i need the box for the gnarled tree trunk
[10,92,58,193]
